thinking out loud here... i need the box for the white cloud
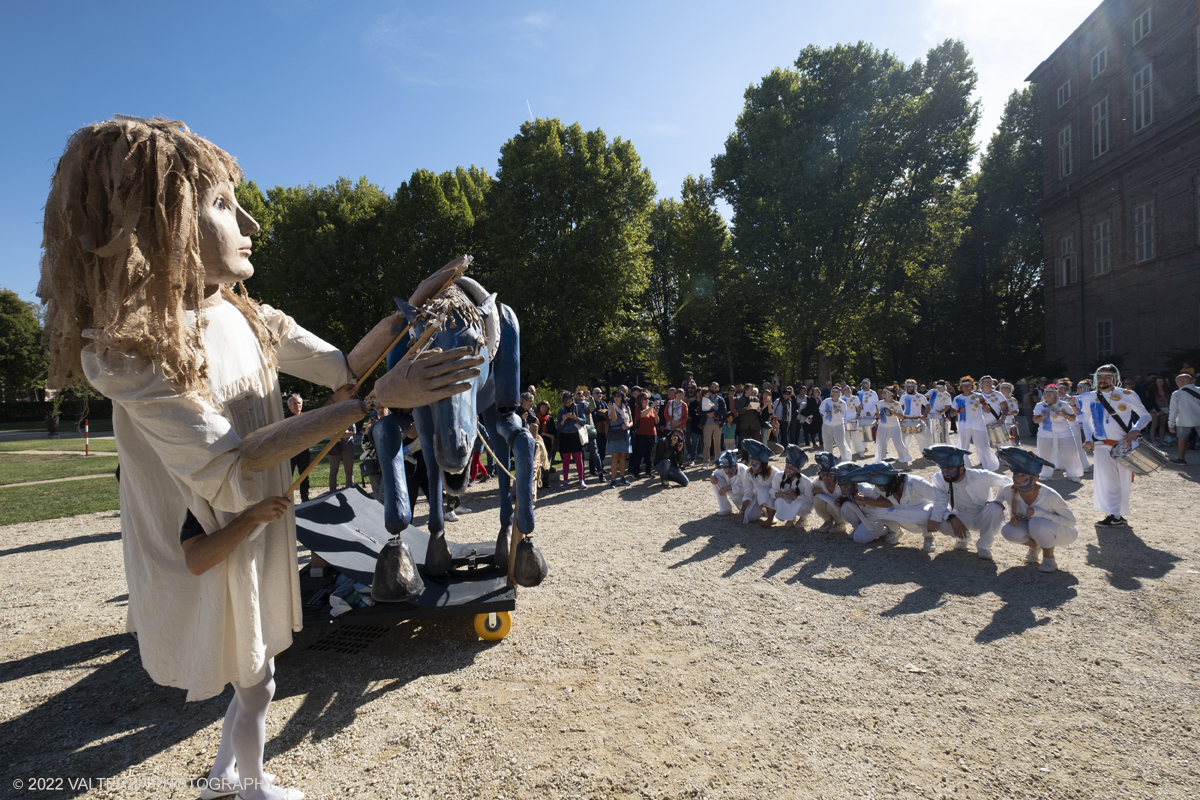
[921,0,1098,148]
[523,11,553,29]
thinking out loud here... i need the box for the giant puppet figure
[38,117,482,800]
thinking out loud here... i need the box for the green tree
[487,119,656,388]
[712,40,980,383]
[0,289,46,403]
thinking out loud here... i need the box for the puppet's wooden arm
[239,400,367,472]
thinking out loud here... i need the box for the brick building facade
[1028,0,1200,379]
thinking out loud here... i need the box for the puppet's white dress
[83,302,351,701]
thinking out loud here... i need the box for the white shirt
[884,474,938,508]
[771,469,814,500]
[1034,401,1075,438]
[953,392,991,431]
[1002,481,1077,529]
[899,391,930,419]
[927,388,952,416]
[1169,384,1200,429]
[83,302,351,701]
[930,468,1010,522]
[713,463,749,494]
[820,397,848,425]
[1078,388,1151,443]
[877,400,901,428]
[979,390,1008,424]
[857,389,879,417]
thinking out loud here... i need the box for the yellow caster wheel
[475,611,512,641]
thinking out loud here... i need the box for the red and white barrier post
[84,418,89,457]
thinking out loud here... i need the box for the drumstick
[286,320,443,497]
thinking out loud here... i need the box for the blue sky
[0,0,1097,303]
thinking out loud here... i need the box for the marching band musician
[926,380,953,446]
[740,440,779,527]
[710,449,749,516]
[1062,379,1092,474]
[923,445,1008,559]
[947,377,1001,471]
[873,388,912,466]
[1032,384,1084,482]
[812,454,857,534]
[819,386,854,463]
[899,379,931,454]
[996,447,1078,574]
[978,375,1011,444]
[998,382,1019,442]
[1078,364,1149,528]
[857,379,879,453]
[771,445,815,528]
[842,462,937,546]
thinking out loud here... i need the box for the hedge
[0,400,114,423]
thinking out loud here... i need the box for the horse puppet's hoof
[494,524,511,572]
[424,531,454,579]
[512,536,548,587]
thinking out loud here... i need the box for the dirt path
[2,459,1198,799]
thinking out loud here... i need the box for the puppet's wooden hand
[372,346,484,410]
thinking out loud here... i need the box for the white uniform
[711,463,750,515]
[852,474,938,544]
[929,468,1009,553]
[771,470,815,525]
[1034,401,1084,480]
[898,390,931,452]
[740,466,778,523]
[1078,387,1151,518]
[857,389,879,450]
[999,482,1079,550]
[873,400,911,464]
[1064,395,1091,472]
[813,477,856,531]
[952,392,1000,470]
[926,388,952,445]
[820,397,853,462]
[82,302,352,701]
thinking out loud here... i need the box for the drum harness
[1094,391,1136,446]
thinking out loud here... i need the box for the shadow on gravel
[1085,526,1182,590]
[664,519,1082,643]
[0,529,120,558]
[0,616,486,796]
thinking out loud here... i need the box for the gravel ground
[2,453,1199,799]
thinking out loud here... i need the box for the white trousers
[774,494,814,524]
[1091,444,1132,517]
[741,496,764,524]
[712,485,748,515]
[827,423,853,463]
[874,426,911,464]
[1065,420,1090,471]
[934,503,1004,551]
[814,493,852,527]
[957,427,999,470]
[1036,436,1084,480]
[852,502,933,544]
[904,427,927,458]
[1001,517,1079,550]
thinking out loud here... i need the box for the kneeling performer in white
[772,444,815,528]
[923,445,1008,559]
[996,446,1078,573]
[811,452,855,534]
[710,449,748,516]
[843,462,937,546]
[741,439,779,527]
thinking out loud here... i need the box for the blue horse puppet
[375,275,539,584]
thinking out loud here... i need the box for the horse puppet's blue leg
[412,404,453,578]
[482,408,535,571]
[370,414,412,534]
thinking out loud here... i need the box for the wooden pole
[286,320,441,497]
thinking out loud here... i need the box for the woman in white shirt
[997,447,1078,573]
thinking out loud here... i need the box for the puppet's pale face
[198,180,259,286]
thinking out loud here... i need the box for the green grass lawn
[0,453,120,485]
[0,476,121,525]
[0,438,118,453]
[0,419,114,433]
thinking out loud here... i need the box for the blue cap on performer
[923,445,971,469]
[845,462,899,486]
[784,444,808,470]
[716,450,739,469]
[743,439,773,464]
[813,451,837,473]
[835,461,859,484]
[997,446,1056,476]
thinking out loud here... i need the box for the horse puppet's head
[393,277,499,494]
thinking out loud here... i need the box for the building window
[1057,79,1071,108]
[1058,126,1072,177]
[1133,65,1153,132]
[1134,202,1154,262]
[1097,319,1113,357]
[1133,9,1151,45]
[1055,235,1077,287]
[1093,220,1111,275]
[1091,48,1107,80]
[1091,98,1109,158]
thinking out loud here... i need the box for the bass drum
[1110,437,1168,476]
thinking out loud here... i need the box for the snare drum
[929,418,947,444]
[985,422,1008,447]
[1110,438,1168,476]
[901,420,925,435]
[844,420,859,433]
